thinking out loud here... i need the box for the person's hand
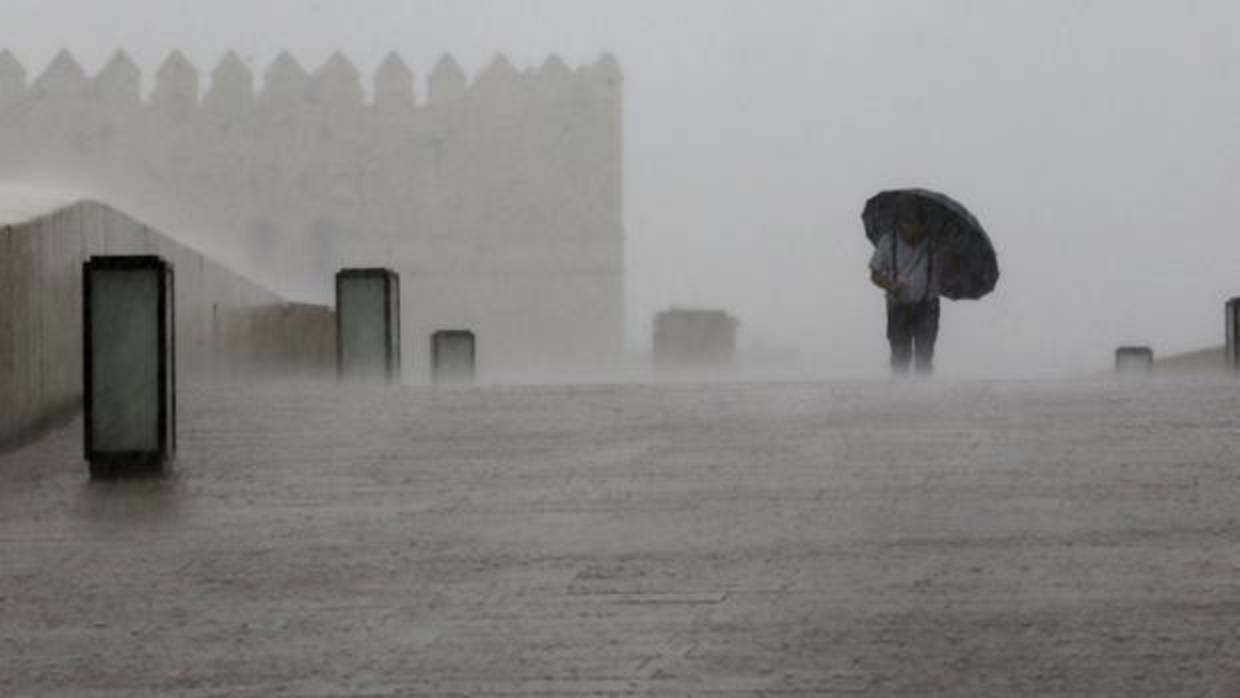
[870,270,907,292]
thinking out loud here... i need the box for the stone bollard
[83,256,176,478]
[336,268,401,384]
[432,330,476,385]
[1115,346,1154,375]
[1227,298,1240,375]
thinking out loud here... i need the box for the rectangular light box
[432,330,476,385]
[83,255,176,477]
[336,268,401,384]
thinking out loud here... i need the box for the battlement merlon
[0,49,622,112]
[93,50,140,107]
[204,51,254,112]
[0,48,26,101]
[28,49,87,100]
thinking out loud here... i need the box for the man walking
[869,193,940,375]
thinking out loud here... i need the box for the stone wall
[0,48,625,377]
[0,198,334,451]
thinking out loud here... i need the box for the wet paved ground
[3,378,1240,696]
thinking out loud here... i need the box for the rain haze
[4,0,1240,378]
[9,3,1240,694]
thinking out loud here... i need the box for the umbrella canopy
[862,188,999,300]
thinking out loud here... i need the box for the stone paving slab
[3,379,1240,696]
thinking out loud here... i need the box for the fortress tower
[0,49,626,379]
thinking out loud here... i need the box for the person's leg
[887,302,913,375]
[913,299,941,375]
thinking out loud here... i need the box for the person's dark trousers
[887,298,940,375]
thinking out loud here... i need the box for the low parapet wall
[0,197,334,450]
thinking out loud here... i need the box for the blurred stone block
[336,268,400,384]
[653,308,738,375]
[1115,346,1154,375]
[83,255,175,477]
[432,330,476,385]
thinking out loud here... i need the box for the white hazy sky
[4,0,1240,378]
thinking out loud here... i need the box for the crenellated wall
[0,49,625,379]
[0,196,335,452]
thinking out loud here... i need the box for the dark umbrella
[862,188,999,300]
